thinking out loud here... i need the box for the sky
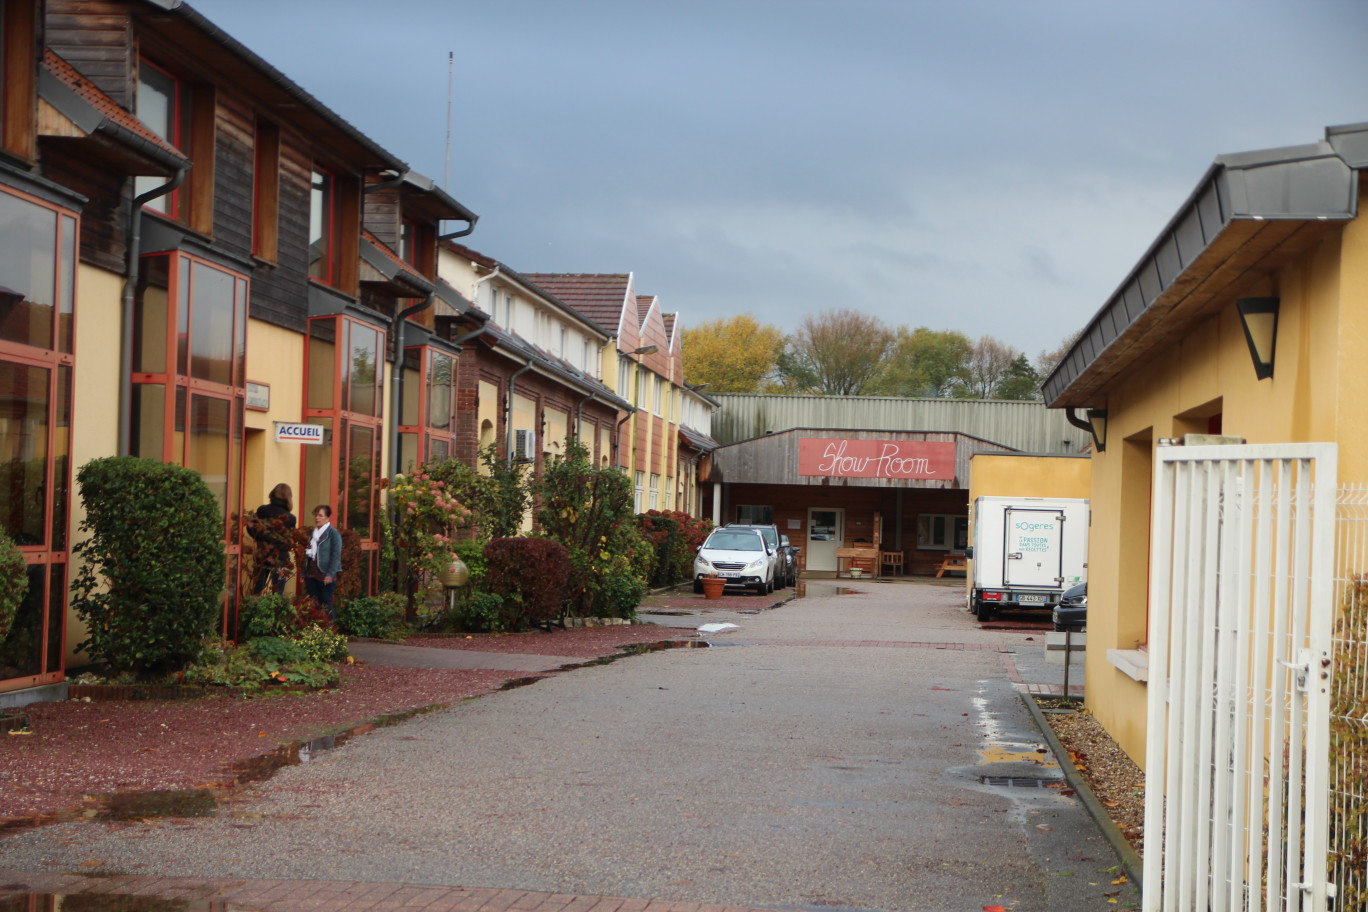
[189,0,1368,360]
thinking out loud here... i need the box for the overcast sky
[191,0,1368,358]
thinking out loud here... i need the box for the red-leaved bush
[482,537,571,629]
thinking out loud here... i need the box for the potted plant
[701,573,726,599]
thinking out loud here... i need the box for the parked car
[694,528,776,595]
[726,523,786,589]
[1052,582,1087,632]
[779,534,800,586]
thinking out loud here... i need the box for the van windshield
[706,532,764,551]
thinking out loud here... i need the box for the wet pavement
[0,578,1130,911]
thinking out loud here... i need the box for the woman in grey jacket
[305,504,344,620]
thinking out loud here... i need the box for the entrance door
[807,508,844,572]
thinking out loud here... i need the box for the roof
[474,321,632,412]
[637,295,655,325]
[520,273,631,333]
[360,230,434,297]
[443,245,616,340]
[39,49,189,174]
[678,425,720,453]
[1043,122,1366,409]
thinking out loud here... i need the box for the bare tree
[955,335,1018,399]
[782,309,894,395]
[1035,329,1082,380]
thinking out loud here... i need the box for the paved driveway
[0,581,1136,911]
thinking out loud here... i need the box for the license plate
[1017,594,1047,604]
[718,571,739,578]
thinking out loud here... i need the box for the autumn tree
[777,308,894,395]
[869,327,972,397]
[681,314,785,393]
[953,335,1019,399]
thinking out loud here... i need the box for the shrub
[448,590,504,633]
[238,592,302,640]
[637,512,685,588]
[182,638,337,690]
[295,624,350,663]
[335,592,405,639]
[596,574,646,619]
[0,528,27,643]
[247,635,308,666]
[483,537,570,629]
[387,467,473,613]
[71,456,224,677]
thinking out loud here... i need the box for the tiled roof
[636,295,655,325]
[662,313,676,342]
[521,273,630,333]
[443,247,616,339]
[42,49,189,167]
[361,230,432,292]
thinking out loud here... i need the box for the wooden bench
[936,555,967,578]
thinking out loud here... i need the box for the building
[1042,122,1368,764]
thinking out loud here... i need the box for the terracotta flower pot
[701,576,726,599]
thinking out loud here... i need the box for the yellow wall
[242,319,305,509]
[1084,224,1352,766]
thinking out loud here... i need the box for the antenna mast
[444,51,454,189]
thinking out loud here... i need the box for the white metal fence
[1144,443,1337,912]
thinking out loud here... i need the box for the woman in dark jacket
[248,483,296,595]
[305,504,344,620]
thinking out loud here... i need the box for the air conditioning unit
[513,428,537,461]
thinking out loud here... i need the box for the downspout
[614,409,634,469]
[119,166,188,456]
[390,291,436,482]
[506,360,535,468]
[574,390,598,458]
[451,324,491,347]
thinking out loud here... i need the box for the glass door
[806,508,844,573]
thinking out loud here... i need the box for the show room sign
[274,422,325,445]
[798,438,954,480]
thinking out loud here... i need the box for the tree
[681,314,785,393]
[779,308,894,395]
[869,327,972,397]
[1035,329,1082,380]
[954,335,1019,399]
[995,354,1041,400]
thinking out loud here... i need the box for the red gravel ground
[0,624,688,829]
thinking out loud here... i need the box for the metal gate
[1144,443,1337,912]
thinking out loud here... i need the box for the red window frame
[135,58,189,219]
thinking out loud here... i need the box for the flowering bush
[637,510,711,588]
[389,471,472,612]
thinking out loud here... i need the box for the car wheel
[975,599,995,622]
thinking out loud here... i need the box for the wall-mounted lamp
[1236,296,1279,381]
[1066,407,1108,453]
[628,345,658,356]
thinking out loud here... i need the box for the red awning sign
[798,438,954,479]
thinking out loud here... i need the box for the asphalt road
[0,581,1137,911]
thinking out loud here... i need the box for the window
[252,121,280,261]
[618,356,630,398]
[637,368,648,407]
[649,474,659,510]
[130,250,247,637]
[634,470,645,513]
[308,169,334,282]
[736,505,773,525]
[917,514,968,551]
[653,376,662,416]
[135,61,189,217]
[398,346,456,473]
[304,315,385,594]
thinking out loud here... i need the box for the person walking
[305,504,343,620]
[247,483,296,595]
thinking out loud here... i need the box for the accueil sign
[798,438,954,479]
[274,422,325,445]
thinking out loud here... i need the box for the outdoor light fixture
[1086,409,1107,453]
[628,345,658,356]
[1066,407,1108,453]
[1236,296,1280,381]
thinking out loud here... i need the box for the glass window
[346,423,375,538]
[309,169,333,282]
[134,61,188,216]
[0,192,56,350]
[189,261,234,385]
[917,514,968,551]
[736,505,773,525]
[348,323,379,417]
[429,352,452,430]
[0,361,48,545]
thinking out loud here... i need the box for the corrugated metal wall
[711,394,1091,453]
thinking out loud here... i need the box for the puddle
[794,582,861,598]
[91,788,217,821]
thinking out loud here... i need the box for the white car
[693,528,775,595]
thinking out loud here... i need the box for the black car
[779,534,800,587]
[1052,582,1086,632]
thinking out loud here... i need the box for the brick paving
[0,871,774,912]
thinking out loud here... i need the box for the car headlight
[695,557,714,574]
[745,558,765,572]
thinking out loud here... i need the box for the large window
[917,513,968,552]
[135,60,190,218]
[308,169,334,283]
[399,346,457,472]
[0,185,77,689]
[304,316,384,593]
[131,251,247,636]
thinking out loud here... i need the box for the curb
[1020,692,1144,889]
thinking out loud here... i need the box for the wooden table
[836,546,879,578]
[936,554,967,578]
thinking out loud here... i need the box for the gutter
[614,409,634,470]
[119,166,189,456]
